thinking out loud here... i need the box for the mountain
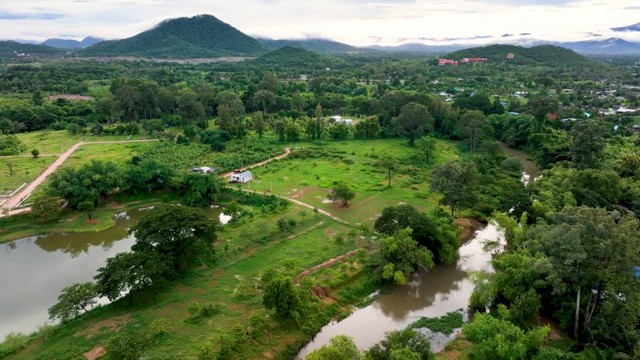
[252,46,329,68]
[366,43,467,53]
[259,38,357,54]
[0,41,64,57]
[611,22,640,32]
[42,37,103,49]
[560,38,640,55]
[446,44,594,66]
[80,14,268,58]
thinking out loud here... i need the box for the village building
[438,58,458,66]
[191,166,215,174]
[230,170,252,183]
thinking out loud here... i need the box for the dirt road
[0,139,159,216]
[219,147,292,179]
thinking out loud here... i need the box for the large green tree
[373,228,434,285]
[430,161,478,218]
[391,102,434,146]
[48,282,98,322]
[569,120,605,169]
[456,110,491,152]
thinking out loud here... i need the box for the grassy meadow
[239,138,461,225]
[0,156,57,195]
[61,142,155,169]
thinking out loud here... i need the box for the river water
[0,207,226,339]
[296,143,540,358]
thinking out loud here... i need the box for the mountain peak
[611,22,640,32]
[80,14,268,58]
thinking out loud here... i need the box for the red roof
[547,113,558,121]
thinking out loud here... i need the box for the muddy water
[297,224,504,358]
[498,142,541,183]
[0,207,226,338]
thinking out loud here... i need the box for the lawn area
[0,156,57,195]
[239,138,461,225]
[61,142,155,168]
[8,204,371,360]
[15,130,147,155]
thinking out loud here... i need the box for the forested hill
[252,46,331,68]
[259,38,357,54]
[79,14,269,58]
[446,44,595,66]
[0,41,64,56]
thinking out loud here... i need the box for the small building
[617,107,637,114]
[438,58,458,66]
[230,170,252,183]
[191,166,215,174]
[631,125,640,133]
[461,57,488,64]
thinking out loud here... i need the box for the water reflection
[296,224,503,358]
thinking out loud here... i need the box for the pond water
[0,207,227,339]
[296,224,504,358]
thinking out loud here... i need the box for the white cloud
[0,0,638,45]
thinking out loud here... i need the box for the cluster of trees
[49,205,217,321]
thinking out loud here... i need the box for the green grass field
[15,130,147,155]
[238,138,461,225]
[0,156,57,195]
[61,142,155,168]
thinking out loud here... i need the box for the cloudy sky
[1,0,639,45]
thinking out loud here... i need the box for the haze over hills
[42,37,103,50]
[611,22,640,32]
[79,14,268,58]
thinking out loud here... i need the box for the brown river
[296,144,539,358]
[0,207,226,338]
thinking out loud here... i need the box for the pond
[0,206,227,339]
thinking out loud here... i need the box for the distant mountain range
[4,14,640,59]
[446,44,594,67]
[42,37,103,49]
[0,41,63,56]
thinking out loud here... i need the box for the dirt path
[294,249,361,282]
[0,139,159,216]
[219,147,292,179]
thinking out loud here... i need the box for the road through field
[0,139,159,216]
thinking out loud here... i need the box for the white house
[230,171,252,183]
[617,107,637,114]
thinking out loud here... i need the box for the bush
[149,318,173,337]
[105,333,151,360]
[0,332,29,357]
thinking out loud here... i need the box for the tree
[30,149,39,158]
[252,111,266,139]
[32,90,43,106]
[430,161,477,218]
[259,269,303,321]
[129,205,217,272]
[77,200,95,221]
[284,120,301,142]
[415,135,436,164]
[456,110,491,152]
[366,328,435,360]
[48,282,98,322]
[527,93,558,132]
[377,156,398,187]
[329,182,355,207]
[47,160,124,209]
[569,120,605,169]
[373,229,434,285]
[253,90,275,114]
[177,88,205,126]
[329,123,350,140]
[354,116,381,139]
[391,102,434,146]
[31,195,61,223]
[307,335,363,360]
[94,251,172,300]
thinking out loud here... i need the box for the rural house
[230,170,252,183]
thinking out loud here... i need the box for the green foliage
[374,205,459,264]
[366,328,435,360]
[307,335,363,360]
[95,251,172,300]
[0,135,24,155]
[372,228,434,285]
[415,135,437,164]
[446,44,594,66]
[330,181,355,207]
[48,281,98,322]
[47,160,124,209]
[570,120,605,169]
[391,102,434,146]
[149,318,173,337]
[410,311,464,335]
[462,307,549,360]
[0,332,29,358]
[259,268,304,321]
[430,161,478,217]
[31,148,39,158]
[105,332,152,360]
[354,116,381,139]
[174,173,224,206]
[30,195,62,223]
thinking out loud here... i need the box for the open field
[239,138,461,225]
[0,156,57,195]
[61,142,155,168]
[15,130,147,155]
[7,204,372,360]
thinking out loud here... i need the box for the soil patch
[84,346,105,360]
[48,94,94,101]
[76,314,131,339]
[454,218,484,243]
[295,249,360,282]
[536,315,565,340]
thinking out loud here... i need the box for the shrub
[0,332,29,357]
[149,318,173,337]
[105,333,151,360]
